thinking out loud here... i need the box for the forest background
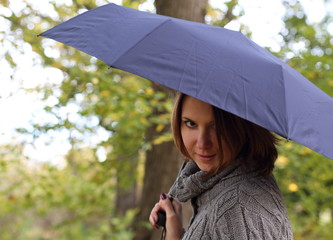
[1,0,333,239]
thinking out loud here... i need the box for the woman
[149,92,293,240]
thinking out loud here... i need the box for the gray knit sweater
[168,159,293,240]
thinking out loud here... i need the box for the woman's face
[180,96,230,172]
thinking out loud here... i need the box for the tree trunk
[155,0,208,22]
[133,85,183,240]
[133,1,208,240]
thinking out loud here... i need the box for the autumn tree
[2,0,333,239]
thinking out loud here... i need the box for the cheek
[181,127,193,150]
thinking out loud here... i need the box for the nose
[196,128,213,150]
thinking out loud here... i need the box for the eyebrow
[181,117,194,122]
[181,116,215,125]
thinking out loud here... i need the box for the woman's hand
[149,193,183,240]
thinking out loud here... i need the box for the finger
[159,194,184,238]
[149,203,162,229]
[149,213,157,226]
[172,199,182,215]
[149,203,159,224]
[158,193,176,216]
[150,215,160,229]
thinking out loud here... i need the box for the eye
[184,120,196,128]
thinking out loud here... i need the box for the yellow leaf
[140,117,148,125]
[284,142,293,149]
[275,156,288,169]
[288,183,299,192]
[92,78,99,84]
[101,90,109,97]
[152,134,172,145]
[155,124,164,133]
[146,87,154,95]
[299,148,313,155]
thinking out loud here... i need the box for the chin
[197,164,214,172]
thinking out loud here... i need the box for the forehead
[181,96,214,120]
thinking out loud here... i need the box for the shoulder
[212,175,293,239]
[215,174,287,217]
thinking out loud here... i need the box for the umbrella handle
[156,210,166,227]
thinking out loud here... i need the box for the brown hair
[171,92,279,177]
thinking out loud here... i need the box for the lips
[196,153,216,162]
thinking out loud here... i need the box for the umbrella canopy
[40,3,333,160]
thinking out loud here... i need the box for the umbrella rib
[177,39,199,96]
[281,64,290,139]
[111,19,173,67]
[241,35,290,138]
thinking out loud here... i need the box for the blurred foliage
[0,143,136,239]
[1,0,333,239]
[1,0,163,238]
[276,143,333,240]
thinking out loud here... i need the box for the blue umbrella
[40,3,333,160]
